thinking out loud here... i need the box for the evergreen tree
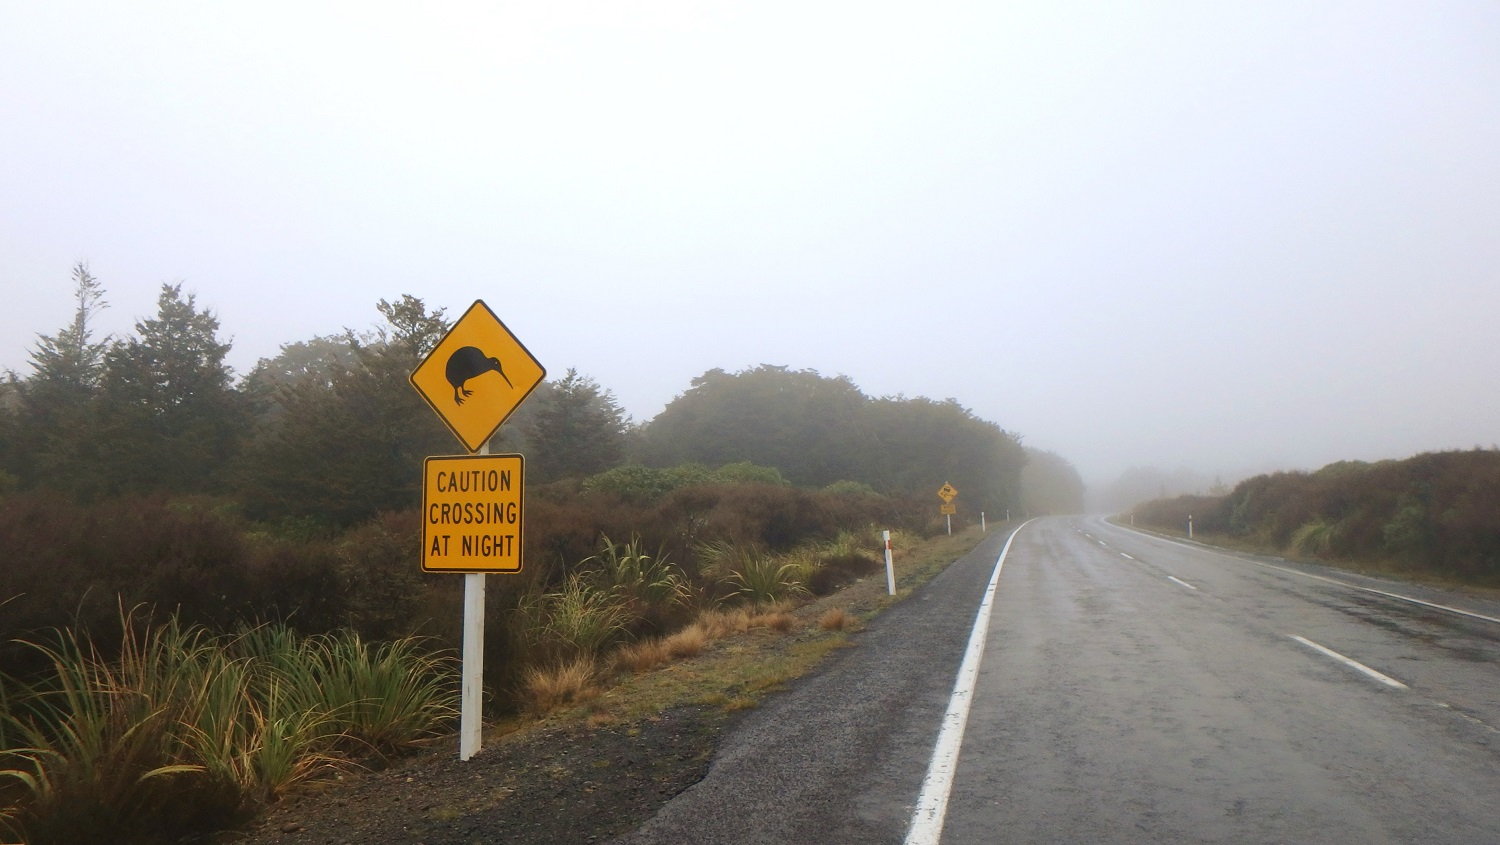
[28,262,110,397]
[637,365,875,486]
[96,283,242,494]
[9,264,112,495]
[525,368,628,482]
[236,296,453,527]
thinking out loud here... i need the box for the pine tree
[526,368,629,482]
[10,263,112,495]
[236,296,453,526]
[97,283,242,494]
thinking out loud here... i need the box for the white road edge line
[1289,635,1409,690]
[1120,553,1135,560]
[1111,522,1500,627]
[905,520,1034,845]
[1167,575,1198,590]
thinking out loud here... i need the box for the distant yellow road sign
[410,300,546,453]
[937,482,958,502]
[940,503,957,515]
[422,454,525,573]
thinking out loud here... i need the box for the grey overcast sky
[3,1,1498,487]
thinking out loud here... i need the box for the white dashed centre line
[1167,576,1198,591]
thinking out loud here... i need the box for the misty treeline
[0,266,1083,665]
[1131,450,1500,583]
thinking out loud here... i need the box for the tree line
[0,265,1084,662]
[3,263,1083,526]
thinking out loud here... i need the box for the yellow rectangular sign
[940,503,957,515]
[421,454,525,573]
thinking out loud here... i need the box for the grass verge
[507,524,989,729]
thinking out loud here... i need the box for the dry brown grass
[615,638,670,674]
[696,607,752,639]
[663,624,709,658]
[522,657,601,715]
[751,610,797,633]
[818,607,850,631]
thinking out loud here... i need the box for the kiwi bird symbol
[445,346,513,405]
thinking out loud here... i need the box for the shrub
[808,551,880,597]
[1290,519,1336,557]
[822,480,880,497]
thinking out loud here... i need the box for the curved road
[617,517,1500,844]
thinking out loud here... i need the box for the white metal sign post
[410,300,545,762]
[462,452,487,761]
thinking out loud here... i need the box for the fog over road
[617,518,1500,844]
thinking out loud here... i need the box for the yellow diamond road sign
[937,482,958,502]
[410,300,546,453]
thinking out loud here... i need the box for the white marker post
[981,511,986,533]
[460,442,489,761]
[884,529,896,595]
[460,572,485,760]
[1188,514,1194,539]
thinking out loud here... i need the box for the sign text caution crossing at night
[410,300,546,454]
[422,454,525,573]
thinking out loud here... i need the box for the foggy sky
[3,1,1498,488]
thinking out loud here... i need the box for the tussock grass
[584,535,694,632]
[698,540,809,604]
[662,625,709,659]
[695,607,752,640]
[751,610,797,633]
[0,608,457,845]
[517,574,633,665]
[819,608,851,631]
[522,658,600,715]
[615,639,670,674]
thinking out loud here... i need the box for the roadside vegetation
[0,265,1067,843]
[0,610,456,843]
[1128,449,1500,586]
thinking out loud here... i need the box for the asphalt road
[616,516,1500,844]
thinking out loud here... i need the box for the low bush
[808,551,880,596]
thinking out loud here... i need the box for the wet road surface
[618,517,1500,844]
